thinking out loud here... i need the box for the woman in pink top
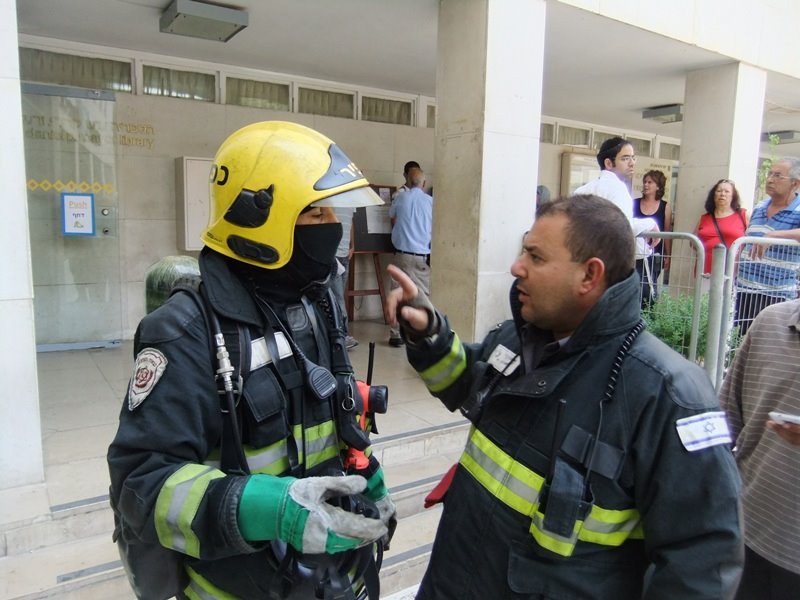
[695,179,748,274]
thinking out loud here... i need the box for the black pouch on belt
[540,456,588,538]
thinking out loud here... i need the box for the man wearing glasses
[735,157,800,333]
[575,137,658,262]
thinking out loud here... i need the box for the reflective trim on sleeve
[419,333,467,392]
[156,464,226,558]
[459,426,642,557]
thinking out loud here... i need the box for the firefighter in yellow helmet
[109,121,396,600]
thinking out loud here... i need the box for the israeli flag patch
[675,411,732,452]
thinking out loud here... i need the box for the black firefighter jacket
[407,272,743,600]
[107,249,373,599]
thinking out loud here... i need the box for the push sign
[61,192,95,236]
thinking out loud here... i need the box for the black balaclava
[231,222,343,302]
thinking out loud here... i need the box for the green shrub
[642,292,709,360]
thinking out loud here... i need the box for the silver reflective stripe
[245,441,288,474]
[306,430,337,457]
[166,466,217,554]
[464,437,540,508]
[250,332,293,371]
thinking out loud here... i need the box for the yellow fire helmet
[201,121,382,269]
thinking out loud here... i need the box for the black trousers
[735,545,800,600]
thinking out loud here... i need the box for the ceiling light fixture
[160,0,248,43]
[761,130,800,145]
[642,104,683,124]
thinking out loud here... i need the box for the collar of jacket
[199,247,263,327]
[514,270,642,354]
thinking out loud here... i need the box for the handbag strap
[709,213,729,248]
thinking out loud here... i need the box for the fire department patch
[128,348,168,411]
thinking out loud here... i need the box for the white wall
[0,0,44,490]
[558,0,800,80]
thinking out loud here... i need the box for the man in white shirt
[575,137,657,257]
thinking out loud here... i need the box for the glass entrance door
[22,85,122,348]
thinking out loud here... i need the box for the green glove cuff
[364,467,389,502]
[278,489,311,551]
[238,475,295,542]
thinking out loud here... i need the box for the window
[626,136,652,157]
[426,105,436,129]
[143,65,215,102]
[557,125,590,147]
[659,142,680,161]
[540,122,555,144]
[19,47,132,93]
[298,87,354,119]
[592,131,621,150]
[361,96,412,125]
[226,77,290,111]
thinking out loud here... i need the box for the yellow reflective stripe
[156,465,225,558]
[203,421,341,475]
[581,505,643,544]
[461,427,642,555]
[460,427,543,516]
[204,441,289,476]
[184,565,239,599]
[419,334,467,392]
[304,420,339,468]
[244,439,289,476]
[530,510,580,556]
[292,423,304,464]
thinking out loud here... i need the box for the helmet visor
[311,185,383,208]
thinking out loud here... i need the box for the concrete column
[0,0,45,493]
[674,62,767,237]
[434,0,545,341]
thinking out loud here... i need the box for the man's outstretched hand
[386,264,431,333]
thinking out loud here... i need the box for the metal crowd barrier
[634,231,705,362]
[713,236,800,390]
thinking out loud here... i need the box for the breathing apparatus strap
[184,278,382,600]
[311,290,372,452]
[170,278,251,476]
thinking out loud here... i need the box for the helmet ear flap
[224,184,274,228]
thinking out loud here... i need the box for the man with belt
[387,166,432,347]
[387,194,743,599]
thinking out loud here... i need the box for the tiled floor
[34,318,463,514]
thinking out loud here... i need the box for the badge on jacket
[128,348,168,410]
[488,344,520,375]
